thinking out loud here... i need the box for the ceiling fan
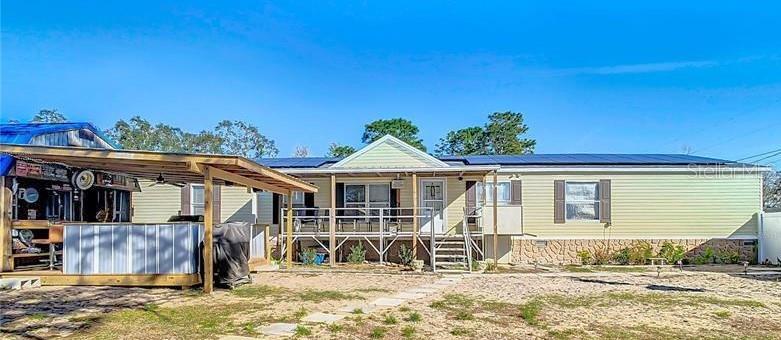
[148,173,184,188]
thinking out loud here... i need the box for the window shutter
[510,180,522,205]
[212,185,221,224]
[335,183,345,216]
[180,184,191,215]
[272,193,280,224]
[599,179,611,223]
[465,181,476,224]
[554,180,565,224]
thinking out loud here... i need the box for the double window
[477,182,511,205]
[345,184,391,213]
[565,182,600,221]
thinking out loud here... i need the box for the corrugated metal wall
[63,223,203,275]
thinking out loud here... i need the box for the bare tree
[294,146,310,157]
[765,170,781,210]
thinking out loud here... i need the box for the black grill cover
[210,221,252,287]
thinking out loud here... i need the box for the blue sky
[2,1,780,165]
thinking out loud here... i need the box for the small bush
[327,323,344,332]
[299,248,318,265]
[520,300,542,326]
[398,244,414,266]
[658,241,686,264]
[294,325,311,336]
[613,248,630,265]
[293,306,308,319]
[401,325,416,338]
[485,261,498,272]
[404,311,422,322]
[693,246,715,265]
[717,249,740,264]
[351,308,364,314]
[593,247,611,265]
[383,314,398,325]
[628,242,653,264]
[348,242,367,264]
[370,326,387,339]
[577,250,592,265]
[450,327,470,336]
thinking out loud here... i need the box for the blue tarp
[0,122,119,175]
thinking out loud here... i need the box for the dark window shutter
[510,180,522,205]
[212,185,221,224]
[304,192,315,216]
[335,183,345,215]
[599,179,612,223]
[390,188,399,217]
[554,180,565,224]
[180,184,191,215]
[272,193,280,224]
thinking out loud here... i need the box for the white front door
[420,179,445,234]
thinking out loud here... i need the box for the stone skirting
[510,238,757,265]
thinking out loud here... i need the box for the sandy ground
[1,268,780,339]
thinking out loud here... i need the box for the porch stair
[433,235,470,273]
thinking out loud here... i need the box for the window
[191,185,205,215]
[480,182,511,205]
[344,183,391,213]
[281,191,305,206]
[565,182,600,221]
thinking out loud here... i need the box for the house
[133,135,768,268]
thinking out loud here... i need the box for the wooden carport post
[285,190,293,268]
[0,177,11,272]
[203,167,215,294]
[492,171,498,267]
[329,174,336,267]
[412,173,418,259]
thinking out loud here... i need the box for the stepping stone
[338,303,381,314]
[406,287,438,294]
[302,312,345,324]
[260,323,297,337]
[370,297,405,307]
[392,292,427,300]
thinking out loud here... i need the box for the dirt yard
[2,267,780,339]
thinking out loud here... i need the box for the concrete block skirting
[510,238,757,265]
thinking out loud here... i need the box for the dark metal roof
[439,154,736,166]
[256,157,341,168]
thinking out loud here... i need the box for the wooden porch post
[412,173,418,259]
[329,174,336,267]
[203,167,214,294]
[0,177,11,272]
[492,171,498,267]
[285,190,293,268]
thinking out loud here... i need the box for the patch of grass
[399,306,411,312]
[519,299,542,326]
[294,325,312,336]
[713,310,732,319]
[563,265,593,273]
[430,294,474,310]
[231,284,290,299]
[293,306,308,320]
[296,289,363,303]
[351,308,364,315]
[401,325,416,338]
[450,326,470,336]
[404,311,422,323]
[27,312,48,321]
[604,292,765,308]
[454,310,474,321]
[547,328,588,340]
[383,314,398,325]
[354,288,392,293]
[327,323,344,333]
[369,326,387,339]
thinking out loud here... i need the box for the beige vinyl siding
[337,141,438,168]
[220,186,255,223]
[502,172,761,239]
[131,180,181,223]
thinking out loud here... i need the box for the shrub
[717,249,741,264]
[300,248,317,265]
[577,250,592,265]
[628,242,653,265]
[383,314,398,325]
[404,311,422,322]
[347,242,367,264]
[693,246,715,265]
[593,247,611,265]
[401,325,416,338]
[485,261,498,272]
[370,327,387,339]
[294,325,311,336]
[658,241,686,264]
[613,248,630,265]
[398,244,414,266]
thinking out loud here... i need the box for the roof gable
[331,135,448,169]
